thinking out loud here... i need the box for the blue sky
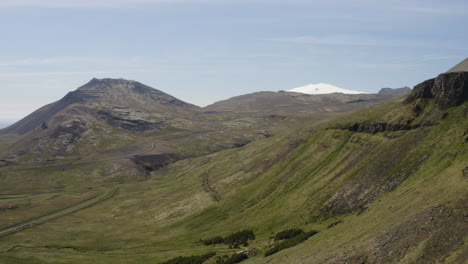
[0,0,467,124]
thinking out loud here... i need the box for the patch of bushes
[216,253,249,264]
[265,230,318,257]
[413,103,423,115]
[274,228,304,241]
[161,252,215,264]
[224,230,255,248]
[202,230,255,248]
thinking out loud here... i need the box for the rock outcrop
[96,110,167,132]
[404,72,468,108]
[432,72,468,108]
[336,122,422,134]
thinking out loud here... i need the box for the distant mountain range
[0,77,405,176]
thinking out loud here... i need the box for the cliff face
[404,72,468,108]
[432,72,468,108]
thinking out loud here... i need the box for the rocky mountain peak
[77,78,140,93]
[1,78,198,136]
[80,78,137,89]
[70,78,197,109]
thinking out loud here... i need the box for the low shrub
[274,228,304,241]
[201,236,225,245]
[201,230,255,248]
[265,230,318,257]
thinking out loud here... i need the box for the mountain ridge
[203,90,399,113]
[0,78,411,185]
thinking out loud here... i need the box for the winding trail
[0,187,117,238]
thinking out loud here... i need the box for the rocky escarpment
[333,122,434,134]
[97,110,168,132]
[404,72,468,108]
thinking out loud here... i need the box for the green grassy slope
[0,98,466,264]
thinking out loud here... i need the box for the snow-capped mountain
[288,83,365,95]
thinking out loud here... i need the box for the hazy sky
[0,0,467,123]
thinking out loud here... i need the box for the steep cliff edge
[404,71,468,108]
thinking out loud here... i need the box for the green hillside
[0,74,466,264]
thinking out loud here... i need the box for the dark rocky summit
[404,72,468,108]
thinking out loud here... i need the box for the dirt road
[0,187,117,237]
